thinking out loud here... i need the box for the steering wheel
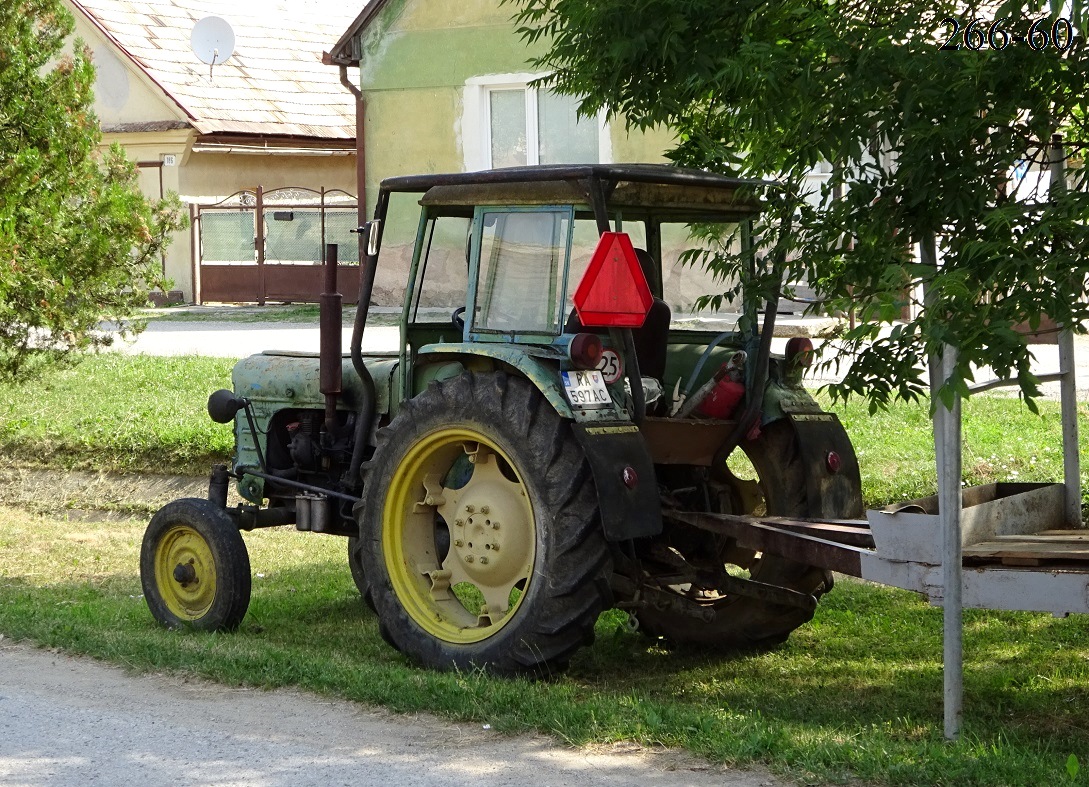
[452,306,466,332]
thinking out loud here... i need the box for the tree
[0,0,184,380]
[514,0,1089,410]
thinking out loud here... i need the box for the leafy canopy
[514,0,1089,411]
[0,0,184,380]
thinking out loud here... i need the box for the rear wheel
[635,420,833,648]
[140,498,251,631]
[358,372,611,675]
[347,536,375,611]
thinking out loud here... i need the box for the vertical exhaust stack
[320,242,343,441]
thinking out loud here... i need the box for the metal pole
[922,232,964,739]
[1050,135,1082,529]
[938,345,964,740]
[255,185,266,306]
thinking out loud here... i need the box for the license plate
[561,370,612,409]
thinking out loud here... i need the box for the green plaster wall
[359,0,538,91]
[351,0,678,303]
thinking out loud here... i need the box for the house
[323,1,701,305]
[326,0,674,205]
[323,2,832,314]
[68,0,363,303]
[322,1,822,315]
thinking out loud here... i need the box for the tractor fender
[571,423,663,541]
[781,413,864,519]
[760,379,863,519]
[415,344,575,418]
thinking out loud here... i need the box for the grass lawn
[2,354,1089,785]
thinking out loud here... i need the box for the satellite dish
[190,16,235,68]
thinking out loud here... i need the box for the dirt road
[0,642,782,787]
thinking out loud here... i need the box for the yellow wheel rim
[383,427,535,644]
[154,525,218,621]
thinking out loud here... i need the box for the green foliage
[0,0,185,381]
[513,0,1089,410]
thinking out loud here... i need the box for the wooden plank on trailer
[964,541,1089,562]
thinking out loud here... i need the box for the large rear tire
[347,536,375,611]
[635,420,834,648]
[357,372,611,675]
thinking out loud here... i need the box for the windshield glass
[472,209,571,335]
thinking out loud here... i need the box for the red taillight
[568,332,604,370]
[622,466,638,489]
[826,451,842,474]
[784,336,814,369]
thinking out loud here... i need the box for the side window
[566,218,648,314]
[411,215,472,316]
[462,74,610,171]
[473,210,571,335]
[488,87,599,168]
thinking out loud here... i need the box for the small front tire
[140,498,251,631]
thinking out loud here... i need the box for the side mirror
[366,219,381,256]
[207,389,247,424]
[355,220,381,257]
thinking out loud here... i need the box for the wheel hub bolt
[479,557,489,565]
[465,505,476,513]
[454,539,464,548]
[480,505,489,514]
[173,563,197,585]
[465,555,475,563]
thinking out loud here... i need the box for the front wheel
[357,372,611,675]
[140,498,251,631]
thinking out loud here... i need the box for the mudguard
[572,423,663,541]
[785,412,864,519]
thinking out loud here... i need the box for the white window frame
[462,73,612,172]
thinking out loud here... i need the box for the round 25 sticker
[597,349,623,384]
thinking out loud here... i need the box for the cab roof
[379,164,770,220]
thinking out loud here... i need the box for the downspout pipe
[338,64,367,223]
[338,63,377,492]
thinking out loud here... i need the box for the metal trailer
[679,136,1083,740]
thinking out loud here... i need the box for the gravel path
[0,642,782,787]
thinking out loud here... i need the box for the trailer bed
[671,482,1089,616]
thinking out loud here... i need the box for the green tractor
[140,164,862,675]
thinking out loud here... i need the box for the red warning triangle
[572,232,653,328]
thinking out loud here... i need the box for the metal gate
[195,186,361,304]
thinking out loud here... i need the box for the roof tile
[74,0,358,139]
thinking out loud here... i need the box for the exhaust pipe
[320,242,343,442]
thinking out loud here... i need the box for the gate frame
[194,185,359,305]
